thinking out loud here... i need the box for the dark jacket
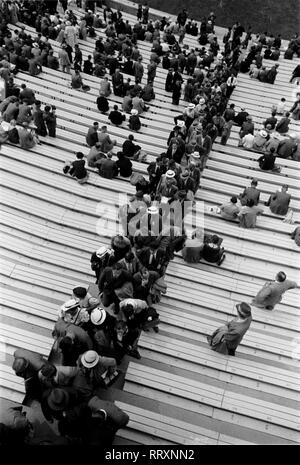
[116,156,132,177]
[70,159,87,179]
[97,158,118,179]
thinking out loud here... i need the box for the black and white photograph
[0,0,299,453]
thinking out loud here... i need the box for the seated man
[265,185,291,216]
[238,199,264,228]
[201,234,225,266]
[96,152,118,179]
[87,142,107,168]
[219,196,240,221]
[108,105,126,126]
[239,179,260,206]
[258,147,280,171]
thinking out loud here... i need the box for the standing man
[208,302,252,356]
[252,272,297,310]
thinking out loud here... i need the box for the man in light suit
[252,272,297,310]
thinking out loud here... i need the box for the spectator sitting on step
[99,76,111,97]
[83,55,94,75]
[18,122,39,150]
[219,196,240,221]
[238,198,264,228]
[116,152,133,178]
[108,105,126,126]
[265,185,291,216]
[276,133,298,159]
[275,112,291,134]
[239,115,254,139]
[252,129,269,152]
[69,152,89,184]
[96,125,115,152]
[96,91,110,115]
[258,147,280,172]
[239,178,260,206]
[263,111,277,130]
[87,142,107,168]
[200,234,226,266]
[122,134,141,158]
[240,131,255,149]
[274,97,286,116]
[128,108,141,131]
[96,152,118,179]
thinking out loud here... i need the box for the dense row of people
[0,0,299,446]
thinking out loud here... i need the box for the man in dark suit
[137,244,166,275]
[265,185,291,216]
[239,179,260,206]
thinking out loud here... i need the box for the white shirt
[242,133,255,149]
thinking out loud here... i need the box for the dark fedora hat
[236,302,251,318]
[47,388,70,411]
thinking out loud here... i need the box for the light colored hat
[177,120,185,128]
[199,98,205,104]
[188,103,195,109]
[131,109,138,115]
[91,307,106,326]
[165,170,175,178]
[81,350,99,368]
[260,129,268,138]
[147,206,159,214]
[96,246,107,258]
[60,299,80,313]
[192,151,200,158]
[289,133,296,139]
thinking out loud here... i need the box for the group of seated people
[0,81,57,149]
[217,179,293,228]
[236,101,299,162]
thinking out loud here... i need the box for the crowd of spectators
[0,0,299,445]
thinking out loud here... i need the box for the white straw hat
[81,350,99,368]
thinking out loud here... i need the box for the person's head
[282,184,288,192]
[276,271,286,282]
[39,363,57,387]
[231,196,237,204]
[128,134,134,141]
[101,125,107,132]
[285,112,290,117]
[248,198,255,208]
[72,286,87,299]
[76,152,84,160]
[271,110,276,117]
[107,152,113,159]
[123,303,134,317]
[236,302,251,319]
[251,178,258,187]
[210,235,220,245]
[90,307,106,326]
[47,388,70,411]
[269,147,276,153]
[113,104,118,111]
[93,122,99,129]
[125,251,134,262]
[59,336,73,353]
[12,357,29,376]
